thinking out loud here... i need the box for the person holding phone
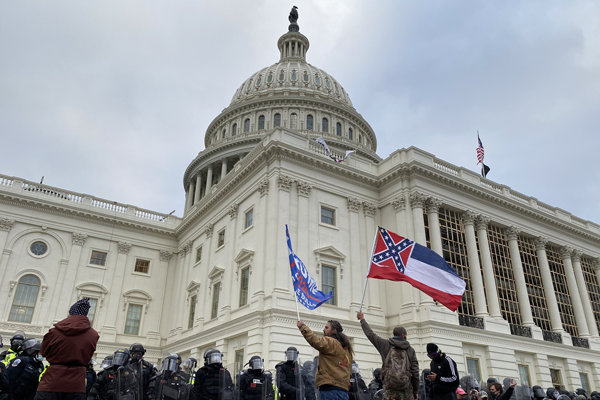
[425,344,459,400]
[488,380,516,400]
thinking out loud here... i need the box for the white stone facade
[1,21,600,392]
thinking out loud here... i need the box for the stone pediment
[313,245,345,260]
[186,280,200,292]
[234,248,255,264]
[77,282,109,294]
[208,266,225,280]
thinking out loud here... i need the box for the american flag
[371,227,415,274]
[476,132,484,165]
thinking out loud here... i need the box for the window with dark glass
[232,123,237,136]
[30,241,47,256]
[325,78,331,89]
[244,119,250,133]
[348,128,353,140]
[9,275,40,323]
[258,115,265,130]
[291,71,297,81]
[581,256,600,333]
[322,118,328,132]
[90,251,107,266]
[196,246,203,263]
[267,73,273,83]
[290,113,297,129]
[218,229,225,247]
[222,129,226,139]
[320,206,335,225]
[274,114,281,127]
[188,295,196,329]
[240,267,249,307]
[87,298,98,327]
[322,266,336,305]
[124,304,143,335]
[336,122,342,136]
[279,71,284,81]
[134,259,150,274]
[211,283,220,319]
[315,75,321,85]
[466,358,481,381]
[303,72,309,82]
[518,236,552,331]
[306,115,313,130]
[245,209,253,230]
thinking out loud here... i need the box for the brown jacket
[38,315,99,393]
[360,319,419,394]
[300,323,352,391]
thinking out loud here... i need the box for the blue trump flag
[286,225,333,310]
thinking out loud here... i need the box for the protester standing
[488,381,516,400]
[297,320,353,400]
[36,298,100,400]
[425,344,459,400]
[357,312,419,400]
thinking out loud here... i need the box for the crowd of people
[0,303,595,400]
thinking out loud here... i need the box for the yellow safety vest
[39,364,49,382]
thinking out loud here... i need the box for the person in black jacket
[488,381,516,400]
[238,356,274,400]
[276,347,301,400]
[193,349,233,400]
[86,360,97,395]
[426,344,459,400]
[6,339,45,400]
[368,368,383,397]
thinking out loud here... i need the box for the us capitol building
[1,13,600,392]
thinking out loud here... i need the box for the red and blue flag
[367,226,466,311]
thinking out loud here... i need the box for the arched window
[291,71,297,81]
[267,73,273,83]
[244,119,250,133]
[278,71,285,81]
[258,115,265,130]
[274,114,281,127]
[232,123,237,136]
[290,113,298,129]
[348,128,353,140]
[256,75,262,86]
[303,71,309,82]
[306,115,313,131]
[222,129,226,139]
[315,75,321,85]
[322,118,328,132]
[9,275,40,323]
[336,122,342,136]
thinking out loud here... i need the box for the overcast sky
[1,1,599,224]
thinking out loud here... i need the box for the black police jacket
[6,355,44,400]
[276,362,298,399]
[193,364,233,400]
[239,370,274,400]
[88,366,118,400]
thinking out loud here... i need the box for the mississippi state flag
[368,227,466,311]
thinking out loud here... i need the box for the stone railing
[0,174,181,227]
[542,330,562,343]
[510,324,532,338]
[308,140,346,161]
[572,337,590,348]
[458,314,484,329]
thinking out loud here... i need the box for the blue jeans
[319,389,349,400]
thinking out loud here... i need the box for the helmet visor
[208,352,222,364]
[162,358,179,372]
[249,358,264,370]
[352,363,359,374]
[101,358,113,369]
[113,352,129,366]
[286,349,298,362]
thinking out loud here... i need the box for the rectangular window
[134,259,150,274]
[211,283,221,319]
[235,349,245,376]
[124,304,143,335]
[320,206,335,226]
[466,358,481,382]
[188,295,196,329]
[518,365,531,387]
[550,369,562,390]
[580,373,590,394]
[88,298,98,327]
[245,209,254,230]
[90,251,107,266]
[196,246,203,263]
[240,267,250,307]
[218,230,225,248]
[322,265,336,305]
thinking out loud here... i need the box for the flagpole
[359,227,380,312]
[293,290,300,320]
[359,277,368,312]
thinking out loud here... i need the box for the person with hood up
[357,311,419,400]
[35,298,100,400]
[425,344,459,400]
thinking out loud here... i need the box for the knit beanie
[426,343,439,354]
[69,298,91,316]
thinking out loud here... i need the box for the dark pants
[319,390,349,400]
[34,393,86,400]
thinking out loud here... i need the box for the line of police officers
[0,333,380,400]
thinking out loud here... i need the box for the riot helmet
[590,392,600,400]
[249,355,264,371]
[285,346,298,362]
[162,353,180,372]
[10,331,26,352]
[303,361,314,372]
[129,343,146,362]
[548,388,560,400]
[113,349,131,367]
[88,359,97,368]
[351,361,360,375]
[373,368,382,379]
[532,386,546,400]
[101,356,114,370]
[576,390,587,397]
[21,338,41,356]
[183,357,197,372]
[558,395,571,400]
[204,349,223,366]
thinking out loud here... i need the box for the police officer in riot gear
[276,347,300,400]
[6,338,44,400]
[1,331,26,366]
[193,349,233,400]
[88,350,133,400]
[0,334,8,393]
[348,361,369,400]
[148,353,192,400]
[182,358,198,385]
[130,343,158,399]
[87,359,98,395]
[239,356,274,400]
[368,368,383,397]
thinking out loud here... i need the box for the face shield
[183,359,197,371]
[207,351,222,365]
[352,362,360,374]
[286,349,298,362]
[162,357,179,372]
[102,358,113,370]
[249,358,264,370]
[113,351,130,367]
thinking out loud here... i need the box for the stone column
[425,198,443,256]
[409,192,428,246]
[534,237,563,332]
[194,174,202,204]
[0,218,14,252]
[185,184,194,212]
[571,251,599,337]
[475,215,502,319]
[275,175,293,292]
[56,233,88,317]
[296,180,312,258]
[560,246,590,337]
[205,165,213,194]
[177,241,193,328]
[505,227,535,326]
[221,159,228,181]
[461,211,488,317]
[347,197,362,307]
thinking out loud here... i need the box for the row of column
[400,191,600,339]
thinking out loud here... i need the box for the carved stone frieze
[559,246,573,259]
[409,192,427,209]
[72,232,88,246]
[461,210,477,226]
[257,178,269,197]
[475,215,489,231]
[347,197,361,213]
[391,196,406,212]
[205,223,214,238]
[229,204,239,220]
[118,242,132,254]
[159,250,173,262]
[534,237,548,251]
[362,202,377,217]
[278,175,294,192]
[0,218,15,232]
[425,198,442,214]
[505,226,521,241]
[296,180,313,197]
